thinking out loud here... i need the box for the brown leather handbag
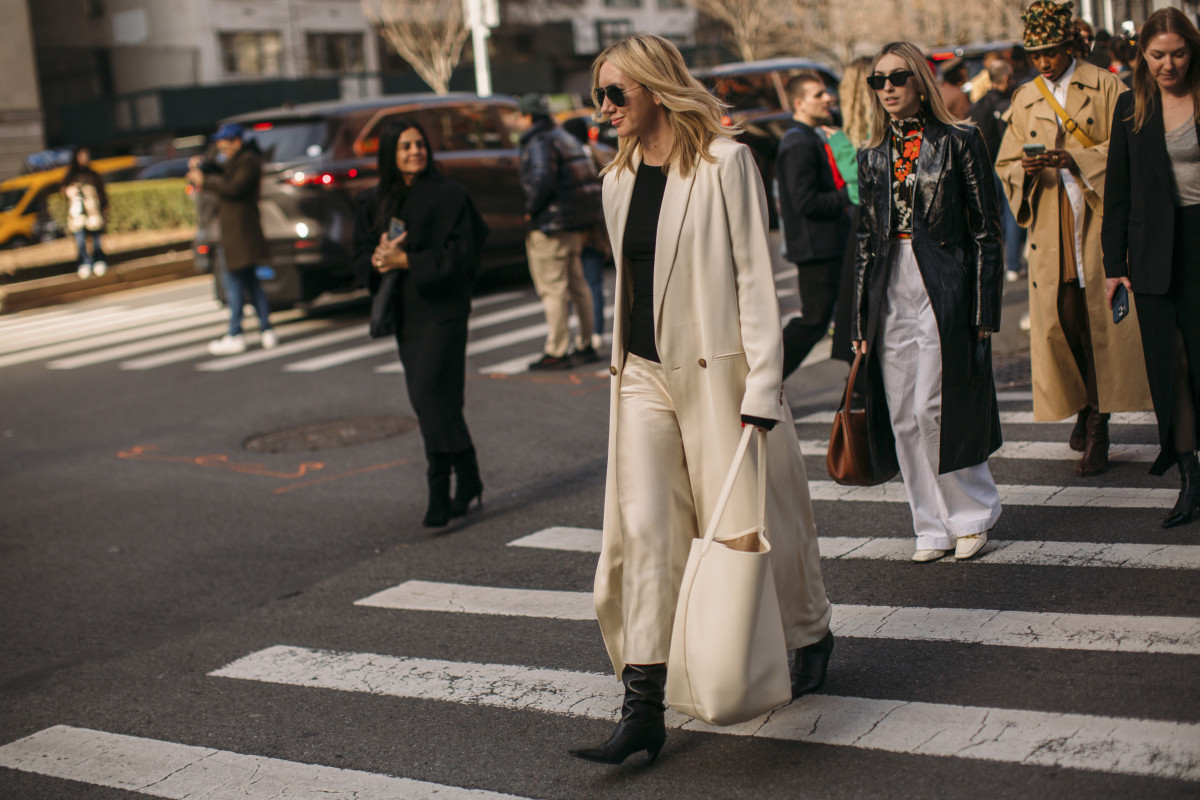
[826,351,898,486]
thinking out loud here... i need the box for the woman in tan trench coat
[995,0,1151,477]
[570,35,833,767]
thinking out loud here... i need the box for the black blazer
[1103,91,1200,296]
[774,121,850,264]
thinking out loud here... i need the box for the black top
[623,162,668,362]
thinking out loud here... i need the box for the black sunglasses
[593,83,644,108]
[867,70,915,90]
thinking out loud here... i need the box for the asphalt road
[0,254,1197,799]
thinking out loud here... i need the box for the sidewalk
[0,228,197,314]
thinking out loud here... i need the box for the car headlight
[295,222,309,239]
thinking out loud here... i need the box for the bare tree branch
[682,0,794,61]
[362,0,472,95]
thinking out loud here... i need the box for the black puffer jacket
[518,118,603,233]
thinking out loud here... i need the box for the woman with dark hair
[62,147,108,278]
[353,120,489,528]
[1103,8,1200,528]
[852,41,1005,563]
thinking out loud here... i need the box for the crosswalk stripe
[0,306,118,337]
[506,527,1200,569]
[0,726,526,800]
[470,289,526,309]
[0,306,77,331]
[0,308,230,369]
[0,300,215,356]
[808,480,1175,508]
[210,646,1200,780]
[797,410,1159,426]
[195,325,369,371]
[376,322,548,373]
[795,439,1160,463]
[355,580,1200,655]
[116,319,333,370]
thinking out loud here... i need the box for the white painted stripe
[48,310,310,369]
[0,306,103,334]
[195,325,368,371]
[470,289,526,309]
[467,299,545,329]
[355,580,1200,655]
[284,340,394,372]
[0,308,230,368]
[117,321,335,370]
[211,646,1200,780]
[507,527,1200,570]
[797,410,1158,426]
[0,726,525,799]
[795,439,1159,463]
[377,322,547,373]
[471,307,615,375]
[0,300,215,356]
[996,390,1035,402]
[808,479,1175,508]
[477,352,546,375]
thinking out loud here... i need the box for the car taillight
[197,244,210,255]
[288,171,339,187]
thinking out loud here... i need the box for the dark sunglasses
[593,83,644,108]
[866,70,915,90]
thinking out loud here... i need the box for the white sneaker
[92,261,107,277]
[911,548,949,563]
[77,264,91,279]
[207,334,246,356]
[1005,269,1020,283]
[1018,312,1031,332]
[260,329,278,350]
[591,333,603,350]
[954,531,989,560]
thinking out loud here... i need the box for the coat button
[698,358,707,368]
[609,365,617,376]
[1087,118,1094,125]
[1031,243,1037,250]
[1030,131,1037,137]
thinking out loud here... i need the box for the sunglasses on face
[593,83,644,108]
[866,70,915,90]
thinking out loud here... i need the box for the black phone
[1112,283,1129,324]
[388,217,406,240]
[1023,143,1047,157]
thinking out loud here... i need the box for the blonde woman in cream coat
[570,34,833,768]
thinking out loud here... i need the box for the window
[596,20,636,50]
[424,105,506,152]
[219,31,283,76]
[604,0,641,7]
[306,32,365,74]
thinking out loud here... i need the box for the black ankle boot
[1163,451,1200,529]
[570,663,666,765]
[423,454,452,528]
[790,630,834,698]
[449,447,483,518]
[1069,408,1090,452]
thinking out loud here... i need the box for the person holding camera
[996,0,1151,477]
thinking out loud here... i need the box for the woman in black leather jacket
[851,41,1006,563]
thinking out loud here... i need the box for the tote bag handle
[699,426,767,555]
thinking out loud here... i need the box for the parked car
[136,157,193,181]
[0,156,141,248]
[926,40,1020,95]
[198,93,529,309]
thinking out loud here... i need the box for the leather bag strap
[1034,77,1096,148]
[699,426,768,554]
[838,351,864,414]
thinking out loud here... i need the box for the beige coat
[593,138,831,677]
[996,59,1151,420]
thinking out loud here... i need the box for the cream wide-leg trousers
[880,240,1002,551]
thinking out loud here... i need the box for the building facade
[1,0,46,177]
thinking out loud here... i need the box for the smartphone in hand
[1112,283,1129,324]
[388,217,406,240]
[1023,143,1047,157]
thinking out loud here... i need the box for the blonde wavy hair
[839,56,875,149]
[866,41,970,149]
[591,35,739,178]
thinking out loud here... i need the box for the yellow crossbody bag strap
[1034,76,1097,148]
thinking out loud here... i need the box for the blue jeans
[219,248,272,336]
[581,246,605,337]
[996,175,1026,274]
[75,230,105,265]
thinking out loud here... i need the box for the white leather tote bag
[666,426,792,726]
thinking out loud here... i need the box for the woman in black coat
[851,42,1005,563]
[1102,8,1200,528]
[353,120,489,527]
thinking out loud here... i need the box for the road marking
[195,325,369,371]
[356,580,1200,655]
[119,319,335,370]
[376,322,548,373]
[797,410,1159,426]
[0,726,526,799]
[477,351,546,375]
[0,306,119,336]
[808,480,1175,508]
[507,527,1200,570]
[0,306,78,331]
[0,299,217,355]
[210,646,1200,780]
[794,439,1160,463]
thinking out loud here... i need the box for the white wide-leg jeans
[880,240,1002,551]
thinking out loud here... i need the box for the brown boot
[1068,408,1090,452]
[1078,411,1110,476]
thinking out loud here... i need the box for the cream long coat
[996,59,1151,420]
[593,137,832,678]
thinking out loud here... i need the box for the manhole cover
[243,415,418,453]
[993,349,1032,389]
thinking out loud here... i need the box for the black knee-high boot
[570,663,667,765]
[1164,451,1200,529]
[423,454,452,528]
[449,447,483,518]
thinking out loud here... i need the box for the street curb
[0,251,198,315]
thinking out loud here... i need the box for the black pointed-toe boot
[423,454,453,528]
[790,630,834,698]
[1163,451,1200,529]
[449,447,483,518]
[570,663,667,766]
[1068,407,1090,452]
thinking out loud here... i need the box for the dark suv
[200,94,528,309]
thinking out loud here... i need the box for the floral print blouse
[889,114,924,237]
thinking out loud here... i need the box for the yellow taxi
[0,156,140,248]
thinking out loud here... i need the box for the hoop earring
[920,92,927,104]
